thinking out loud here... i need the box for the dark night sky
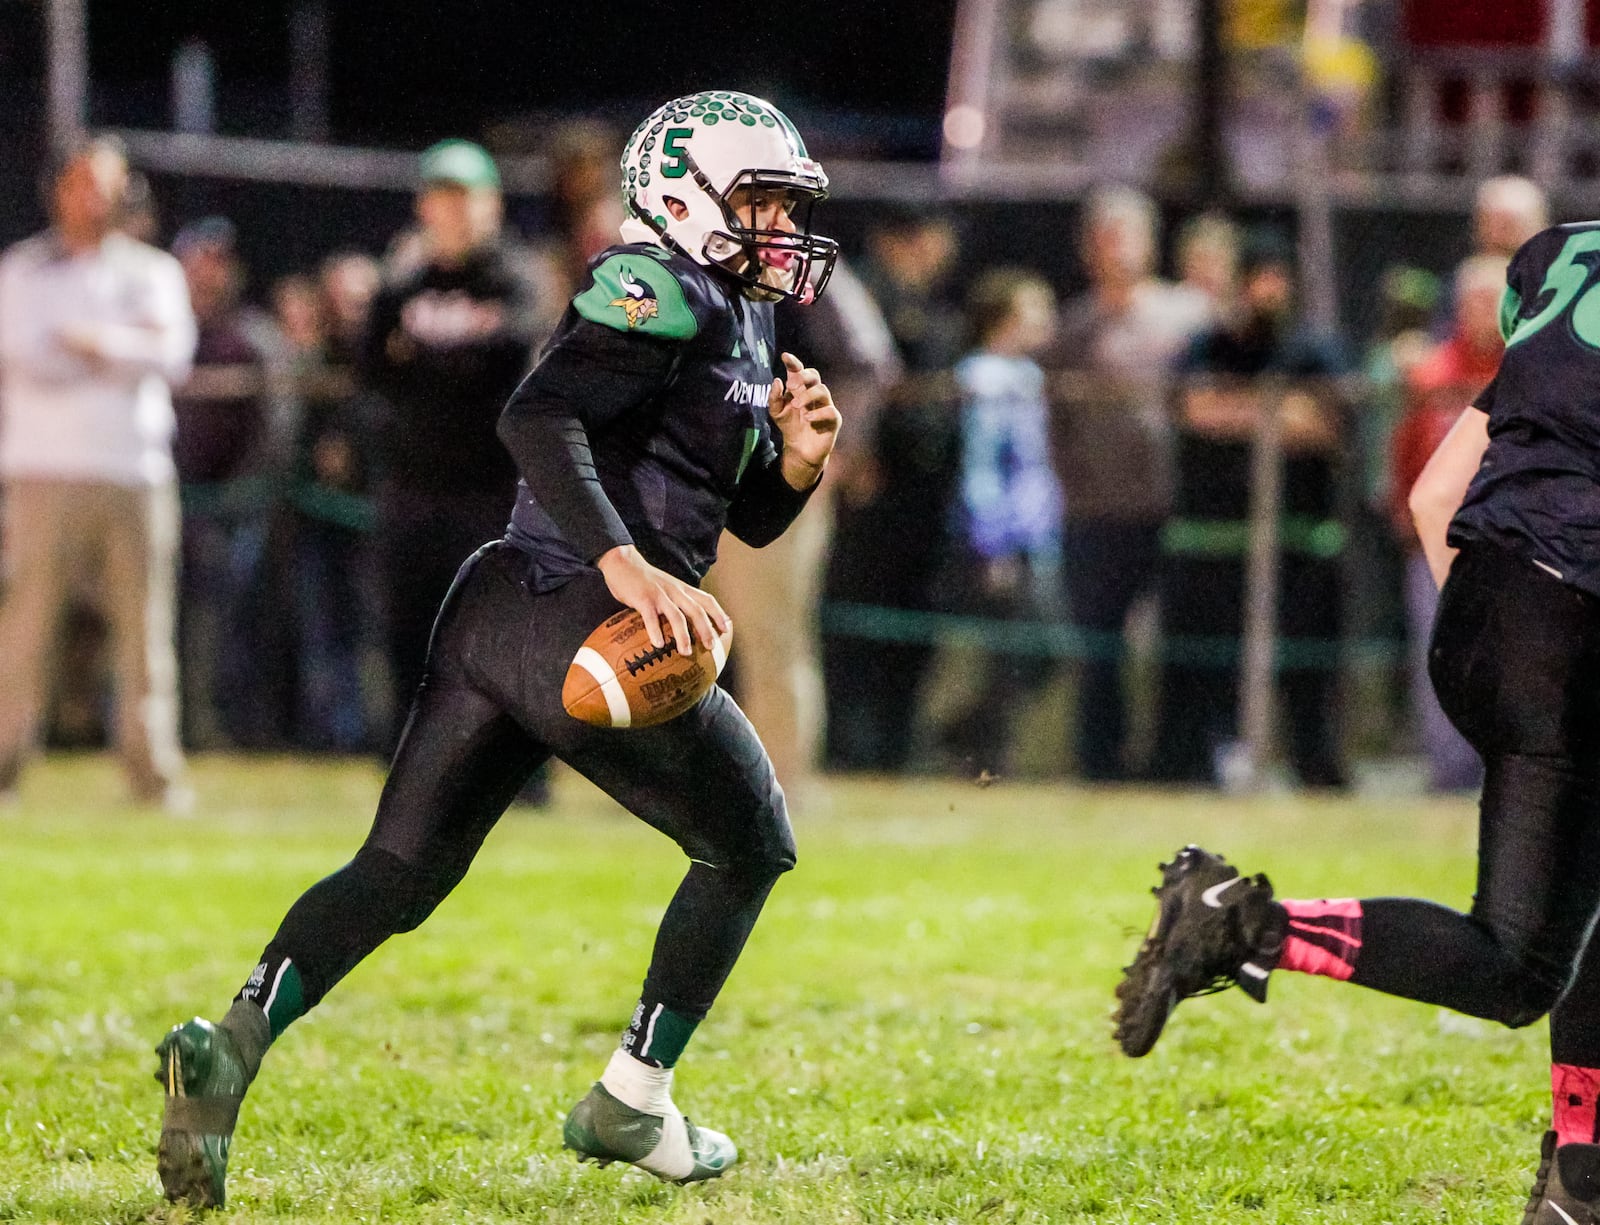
[79,1,960,155]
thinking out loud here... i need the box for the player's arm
[1408,404,1490,588]
[725,352,841,546]
[496,314,727,654]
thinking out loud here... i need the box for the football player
[1114,221,1600,1223]
[153,91,841,1207]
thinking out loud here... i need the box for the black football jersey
[501,242,810,590]
[1454,222,1600,595]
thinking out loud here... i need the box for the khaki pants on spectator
[708,499,830,806]
[0,477,185,800]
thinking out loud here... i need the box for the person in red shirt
[1389,254,1505,791]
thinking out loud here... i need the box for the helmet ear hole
[663,197,690,221]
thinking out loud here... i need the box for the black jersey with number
[498,242,811,592]
[1453,222,1600,595]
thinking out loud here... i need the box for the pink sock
[1275,899,1363,981]
[1554,1065,1600,1147]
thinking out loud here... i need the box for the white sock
[599,1047,677,1117]
[597,1049,696,1179]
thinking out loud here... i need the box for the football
[562,608,732,729]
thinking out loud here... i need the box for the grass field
[0,754,1549,1223]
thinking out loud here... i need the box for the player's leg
[1525,937,1600,1222]
[155,543,547,1207]
[1116,542,1600,1057]
[551,682,794,1182]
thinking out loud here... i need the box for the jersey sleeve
[571,251,699,341]
[496,313,679,562]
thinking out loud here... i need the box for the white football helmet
[619,91,838,303]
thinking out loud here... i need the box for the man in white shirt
[0,135,197,807]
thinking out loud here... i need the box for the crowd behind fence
[0,133,1537,806]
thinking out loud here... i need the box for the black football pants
[1340,541,1600,1063]
[256,541,796,1024]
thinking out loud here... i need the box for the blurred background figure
[1169,212,1240,331]
[321,252,381,358]
[822,204,964,772]
[169,216,274,748]
[1049,187,1209,781]
[0,135,196,807]
[1155,232,1351,790]
[936,268,1063,778]
[1473,175,1548,261]
[361,139,540,748]
[1347,264,1441,749]
[274,251,381,751]
[120,170,161,246]
[1388,255,1503,793]
[526,120,627,337]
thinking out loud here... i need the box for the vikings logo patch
[609,269,660,328]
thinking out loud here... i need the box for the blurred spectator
[170,216,275,749]
[1050,187,1209,781]
[1429,175,1548,338]
[272,273,324,352]
[1388,256,1502,793]
[121,171,161,245]
[936,269,1063,776]
[1360,267,1441,507]
[46,173,167,750]
[1169,211,1240,329]
[857,205,965,370]
[709,256,900,804]
[275,254,381,751]
[1154,232,1351,789]
[526,121,628,337]
[322,251,380,354]
[1347,264,1441,748]
[363,139,539,744]
[0,135,196,807]
[822,205,964,771]
[1474,175,1548,260]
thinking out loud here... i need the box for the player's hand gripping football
[770,352,840,491]
[595,544,730,655]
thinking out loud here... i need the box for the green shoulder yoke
[575,250,698,340]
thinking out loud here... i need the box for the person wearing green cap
[362,138,541,751]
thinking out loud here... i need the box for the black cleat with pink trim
[1114,846,1287,1058]
[1524,1131,1600,1225]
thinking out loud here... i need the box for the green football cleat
[563,1081,737,1183]
[154,1018,249,1208]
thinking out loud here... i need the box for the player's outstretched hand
[596,544,730,654]
[770,352,840,491]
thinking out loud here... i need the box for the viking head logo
[610,269,660,328]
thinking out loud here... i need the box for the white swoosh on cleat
[1201,877,1243,909]
[1550,1203,1580,1225]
